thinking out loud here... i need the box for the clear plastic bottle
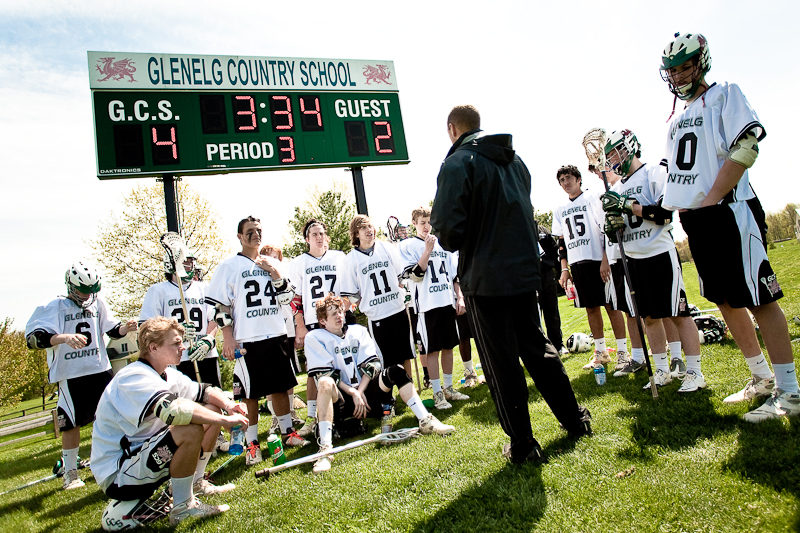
[594,363,606,386]
[380,403,393,434]
[228,424,244,455]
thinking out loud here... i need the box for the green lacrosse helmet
[659,32,711,100]
[604,129,640,177]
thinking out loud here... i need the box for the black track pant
[538,266,564,351]
[466,291,583,458]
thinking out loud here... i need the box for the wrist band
[562,268,569,272]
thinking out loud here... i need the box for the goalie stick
[254,427,419,479]
[160,231,201,382]
[0,459,90,496]
[582,128,658,398]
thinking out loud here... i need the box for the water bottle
[267,434,286,465]
[594,363,606,386]
[380,403,393,434]
[566,280,577,301]
[228,425,244,455]
[234,347,247,359]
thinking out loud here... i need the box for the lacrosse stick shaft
[207,453,239,480]
[176,276,202,382]
[600,170,657,398]
[0,460,90,496]
[405,307,422,393]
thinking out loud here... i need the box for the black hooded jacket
[431,130,541,297]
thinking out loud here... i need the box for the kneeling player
[91,317,249,530]
[305,294,454,473]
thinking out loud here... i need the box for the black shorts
[57,370,113,431]
[626,248,690,319]
[333,377,393,424]
[455,310,472,341]
[680,202,782,307]
[102,427,177,501]
[176,358,222,388]
[570,260,608,309]
[233,336,297,400]
[368,310,415,367]
[417,305,459,354]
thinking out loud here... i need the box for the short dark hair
[447,105,480,132]
[303,219,327,239]
[237,216,260,234]
[556,165,582,185]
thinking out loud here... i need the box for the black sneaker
[502,440,546,465]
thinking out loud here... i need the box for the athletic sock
[773,363,799,393]
[171,475,194,506]
[654,353,669,373]
[668,341,682,360]
[423,367,430,380]
[307,400,317,419]
[443,373,453,388]
[685,355,702,375]
[317,421,333,447]
[463,359,474,373]
[405,395,428,419]
[431,379,442,393]
[278,414,293,434]
[617,338,628,353]
[193,451,211,483]
[745,353,772,379]
[245,425,259,444]
[267,400,274,415]
[594,338,607,353]
[631,348,645,363]
[62,447,79,472]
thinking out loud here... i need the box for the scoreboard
[89,52,409,179]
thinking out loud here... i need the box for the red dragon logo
[96,57,137,83]
[362,64,392,85]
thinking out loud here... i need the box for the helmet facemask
[163,252,195,283]
[660,57,705,100]
[604,130,640,177]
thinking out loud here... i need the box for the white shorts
[100,426,177,501]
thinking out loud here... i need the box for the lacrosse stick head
[378,427,419,445]
[101,490,172,531]
[582,128,608,174]
[387,216,400,242]
[160,232,192,282]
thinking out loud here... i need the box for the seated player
[400,206,469,409]
[26,261,137,490]
[305,294,455,473]
[91,317,249,529]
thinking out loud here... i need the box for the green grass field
[2,240,799,532]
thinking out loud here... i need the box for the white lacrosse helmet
[101,493,171,531]
[65,261,101,308]
[163,251,195,282]
[604,129,641,176]
[567,332,593,353]
[659,32,711,100]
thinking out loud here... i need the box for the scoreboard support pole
[159,174,182,234]
[350,166,369,215]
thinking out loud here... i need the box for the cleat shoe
[62,469,85,490]
[290,408,304,427]
[613,358,644,377]
[615,351,631,371]
[312,444,334,474]
[245,440,262,466]
[642,369,673,390]
[669,357,687,378]
[723,374,775,404]
[583,350,611,370]
[419,413,455,435]
[193,478,235,496]
[433,390,452,410]
[215,432,230,453]
[463,370,479,388]
[169,497,229,525]
[559,346,569,357]
[293,394,307,410]
[283,430,309,447]
[502,442,546,465]
[297,417,317,438]
[269,415,280,435]
[743,389,800,422]
[444,385,470,401]
[678,371,707,393]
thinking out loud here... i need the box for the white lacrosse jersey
[90,362,201,486]
[304,325,379,387]
[552,190,606,264]
[26,296,118,383]
[398,236,458,314]
[663,82,763,210]
[340,241,405,321]
[205,254,287,343]
[288,250,346,326]
[611,163,676,258]
[139,280,218,362]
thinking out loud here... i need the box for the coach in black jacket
[431,105,590,463]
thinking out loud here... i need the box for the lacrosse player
[552,165,628,370]
[600,129,704,392]
[305,294,454,473]
[288,219,349,437]
[91,317,248,529]
[399,206,469,409]
[205,217,307,467]
[659,32,798,419]
[340,215,417,376]
[25,261,137,490]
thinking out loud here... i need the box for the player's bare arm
[454,281,466,316]
[700,159,747,208]
[599,252,611,283]
[339,379,371,419]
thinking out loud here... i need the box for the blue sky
[1,0,798,327]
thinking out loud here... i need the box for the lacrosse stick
[205,453,241,482]
[0,459,90,496]
[406,307,423,394]
[254,427,419,479]
[582,128,657,398]
[160,231,201,382]
[387,216,400,242]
